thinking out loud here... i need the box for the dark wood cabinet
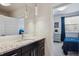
[21,44,34,56]
[0,38,45,56]
[22,38,45,56]
[36,39,45,56]
[1,48,22,56]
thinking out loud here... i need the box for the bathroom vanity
[0,35,45,56]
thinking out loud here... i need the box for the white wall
[24,4,54,56]
[54,16,61,34]
[35,4,53,56]
[24,4,35,35]
[25,20,35,34]
[11,9,25,18]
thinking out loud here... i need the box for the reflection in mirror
[0,3,26,36]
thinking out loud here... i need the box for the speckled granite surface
[0,35,45,55]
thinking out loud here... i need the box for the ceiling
[52,3,69,8]
[0,3,64,12]
[53,3,79,17]
[0,3,64,18]
[0,3,26,12]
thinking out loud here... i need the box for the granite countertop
[0,35,45,55]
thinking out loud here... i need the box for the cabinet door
[11,50,21,56]
[30,43,38,56]
[1,48,21,56]
[21,44,34,56]
[37,39,45,56]
[22,50,31,56]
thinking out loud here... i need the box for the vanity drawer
[21,44,34,56]
[37,39,45,48]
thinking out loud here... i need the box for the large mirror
[0,3,26,36]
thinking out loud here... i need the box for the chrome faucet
[21,32,24,40]
[19,29,24,40]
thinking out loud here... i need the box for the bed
[62,37,79,55]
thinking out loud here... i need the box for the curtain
[61,17,65,41]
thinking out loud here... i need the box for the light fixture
[35,4,38,16]
[0,3,11,6]
[57,5,68,11]
[25,5,28,19]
